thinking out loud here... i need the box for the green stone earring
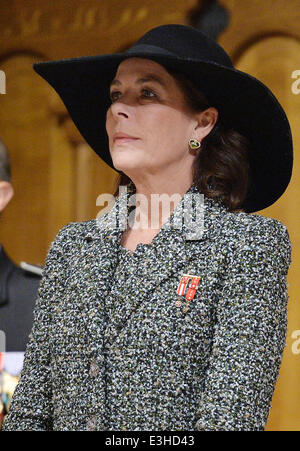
[189,138,201,150]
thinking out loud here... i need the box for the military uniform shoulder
[0,246,43,278]
[19,261,43,277]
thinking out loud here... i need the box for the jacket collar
[83,183,230,347]
[90,180,229,249]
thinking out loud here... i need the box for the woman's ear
[194,107,218,140]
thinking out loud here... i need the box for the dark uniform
[0,245,43,352]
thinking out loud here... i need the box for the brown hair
[113,67,250,212]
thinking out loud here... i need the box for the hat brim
[33,52,293,213]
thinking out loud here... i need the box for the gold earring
[189,138,201,150]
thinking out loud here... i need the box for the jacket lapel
[82,182,229,348]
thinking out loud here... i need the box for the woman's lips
[114,137,139,144]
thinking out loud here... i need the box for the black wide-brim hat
[33,24,293,213]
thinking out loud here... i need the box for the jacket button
[89,360,99,378]
[86,415,97,431]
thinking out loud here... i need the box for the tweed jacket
[2,183,292,431]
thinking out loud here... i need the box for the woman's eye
[141,88,156,98]
[110,91,121,102]
[109,88,156,102]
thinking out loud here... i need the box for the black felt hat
[33,24,293,213]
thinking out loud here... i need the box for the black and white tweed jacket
[2,183,292,431]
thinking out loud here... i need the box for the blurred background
[0,0,299,430]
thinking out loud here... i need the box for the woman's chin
[111,155,144,172]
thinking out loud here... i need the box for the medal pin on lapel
[176,274,201,310]
[176,275,190,306]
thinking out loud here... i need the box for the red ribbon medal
[176,274,201,311]
[185,276,201,301]
[176,275,190,296]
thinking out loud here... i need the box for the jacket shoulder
[50,219,96,242]
[47,220,100,254]
[221,210,290,239]
[219,211,292,269]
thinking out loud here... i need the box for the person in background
[0,137,43,427]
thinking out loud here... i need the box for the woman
[3,24,293,431]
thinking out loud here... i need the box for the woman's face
[105,58,207,182]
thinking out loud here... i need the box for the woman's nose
[110,101,130,119]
